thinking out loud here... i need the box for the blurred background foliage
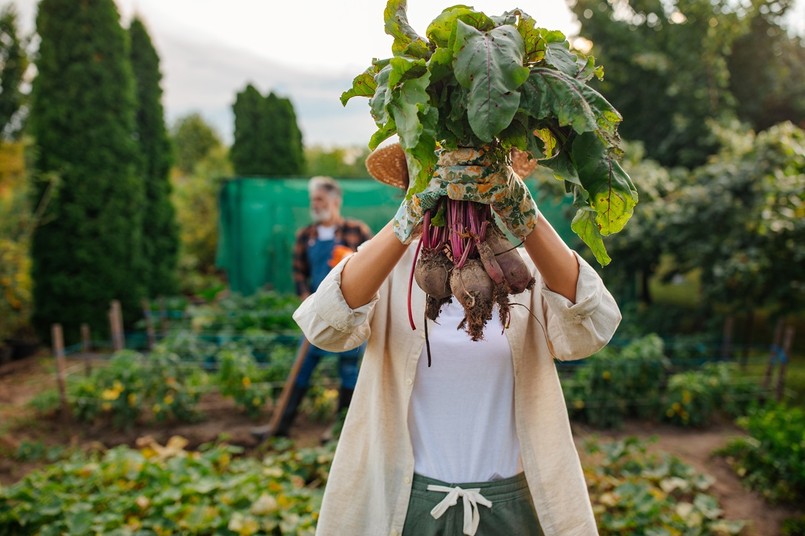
[0,0,801,357]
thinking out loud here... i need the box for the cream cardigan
[293,243,621,536]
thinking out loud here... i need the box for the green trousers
[402,472,543,536]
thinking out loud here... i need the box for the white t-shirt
[408,299,522,483]
[317,224,336,241]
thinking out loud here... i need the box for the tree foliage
[571,0,747,168]
[169,113,231,294]
[668,122,804,317]
[0,4,27,140]
[129,17,178,298]
[230,84,269,175]
[305,146,372,178]
[172,112,222,176]
[572,0,805,168]
[30,0,144,341]
[230,84,304,177]
[727,0,805,130]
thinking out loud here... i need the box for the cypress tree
[129,16,178,297]
[30,0,145,341]
[0,5,27,140]
[231,86,305,176]
[275,94,305,175]
[265,92,305,175]
[231,84,269,175]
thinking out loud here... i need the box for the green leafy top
[342,0,638,265]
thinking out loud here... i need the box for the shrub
[663,363,764,427]
[216,343,271,417]
[717,404,805,505]
[69,350,207,427]
[564,334,670,428]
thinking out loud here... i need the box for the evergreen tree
[230,85,305,176]
[129,16,178,297]
[172,112,221,175]
[265,91,305,175]
[0,4,27,140]
[230,84,269,175]
[30,0,145,341]
[274,94,305,175]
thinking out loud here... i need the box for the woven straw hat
[365,143,538,189]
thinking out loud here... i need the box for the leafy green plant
[585,437,745,535]
[189,290,301,333]
[717,404,805,505]
[342,0,637,264]
[0,436,332,535]
[69,350,207,427]
[663,363,763,427]
[564,334,669,427]
[781,515,805,536]
[13,440,67,463]
[216,343,272,417]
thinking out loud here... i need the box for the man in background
[275,176,373,437]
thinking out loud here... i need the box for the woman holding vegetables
[293,144,621,536]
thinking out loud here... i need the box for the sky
[8,0,805,148]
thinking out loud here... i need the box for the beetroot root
[486,226,535,294]
[450,259,494,341]
[415,248,453,300]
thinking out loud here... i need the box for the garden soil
[1,352,799,535]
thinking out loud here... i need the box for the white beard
[311,208,332,223]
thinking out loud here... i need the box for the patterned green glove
[393,147,540,243]
[392,181,436,244]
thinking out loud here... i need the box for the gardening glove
[392,147,540,243]
[427,147,540,240]
[393,177,446,244]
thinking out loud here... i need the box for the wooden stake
[776,325,795,402]
[110,300,125,351]
[80,323,92,376]
[51,324,72,420]
[142,299,156,350]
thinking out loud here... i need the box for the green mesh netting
[216,177,574,295]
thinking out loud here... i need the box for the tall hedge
[129,17,178,297]
[30,0,145,341]
[270,92,305,176]
[230,84,270,176]
[230,85,305,176]
[0,4,27,140]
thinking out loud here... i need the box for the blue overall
[295,235,364,389]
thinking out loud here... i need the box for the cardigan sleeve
[292,254,378,352]
[539,252,621,361]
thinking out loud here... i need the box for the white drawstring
[427,484,493,536]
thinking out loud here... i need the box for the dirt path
[2,354,801,534]
[573,421,802,536]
